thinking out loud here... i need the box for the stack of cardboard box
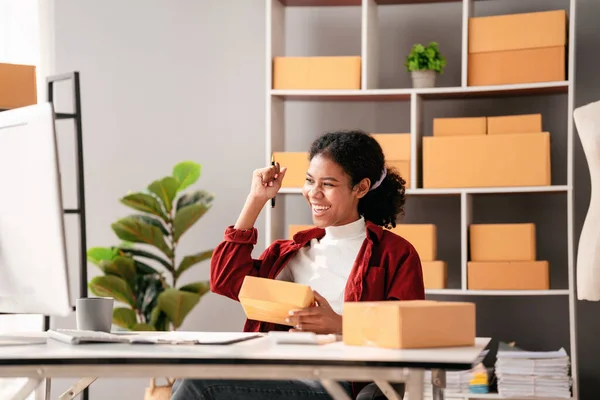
[389,224,447,289]
[423,113,551,188]
[0,63,37,109]
[371,133,411,187]
[273,56,361,90]
[468,223,550,290]
[468,10,567,86]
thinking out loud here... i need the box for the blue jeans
[171,378,353,399]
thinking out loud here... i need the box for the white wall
[49,0,265,397]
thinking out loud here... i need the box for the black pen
[271,154,276,208]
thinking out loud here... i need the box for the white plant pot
[411,70,436,88]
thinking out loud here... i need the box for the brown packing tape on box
[470,223,536,261]
[422,133,551,188]
[487,114,542,135]
[273,56,361,90]
[239,276,315,326]
[467,261,550,290]
[343,300,475,349]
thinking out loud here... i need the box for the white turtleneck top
[275,217,367,315]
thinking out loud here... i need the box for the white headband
[369,169,387,191]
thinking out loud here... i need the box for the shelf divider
[461,0,474,87]
[460,192,472,290]
[361,0,379,90]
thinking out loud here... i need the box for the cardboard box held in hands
[238,276,315,326]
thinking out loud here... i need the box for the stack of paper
[423,370,471,394]
[495,347,571,398]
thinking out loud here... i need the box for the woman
[172,130,425,399]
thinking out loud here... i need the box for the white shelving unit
[264,0,578,399]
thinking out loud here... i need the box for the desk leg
[35,378,51,400]
[405,368,424,400]
[431,369,446,400]
[58,378,97,400]
[10,378,42,400]
[321,379,352,400]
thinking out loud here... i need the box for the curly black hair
[308,130,407,229]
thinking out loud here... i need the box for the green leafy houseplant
[404,42,447,73]
[86,161,214,331]
[404,42,447,88]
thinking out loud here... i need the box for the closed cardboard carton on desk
[239,276,314,326]
[343,300,475,349]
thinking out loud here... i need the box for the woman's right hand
[249,162,287,203]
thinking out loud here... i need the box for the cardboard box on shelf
[371,133,411,186]
[422,132,551,188]
[371,133,410,160]
[467,261,550,290]
[433,117,487,136]
[238,276,315,326]
[387,160,410,187]
[467,10,567,86]
[421,261,447,289]
[388,224,437,261]
[487,114,542,135]
[343,300,475,349]
[468,10,567,54]
[273,56,361,90]
[288,224,315,239]
[0,63,37,109]
[470,223,536,261]
[272,152,309,188]
[468,47,565,86]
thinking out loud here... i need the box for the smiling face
[302,153,370,228]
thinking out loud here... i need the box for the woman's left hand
[285,291,342,334]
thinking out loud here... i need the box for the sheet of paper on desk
[129,332,263,345]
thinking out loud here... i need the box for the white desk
[0,333,490,400]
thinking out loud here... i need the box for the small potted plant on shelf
[404,42,447,88]
[86,160,214,400]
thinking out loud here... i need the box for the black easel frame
[47,71,89,400]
